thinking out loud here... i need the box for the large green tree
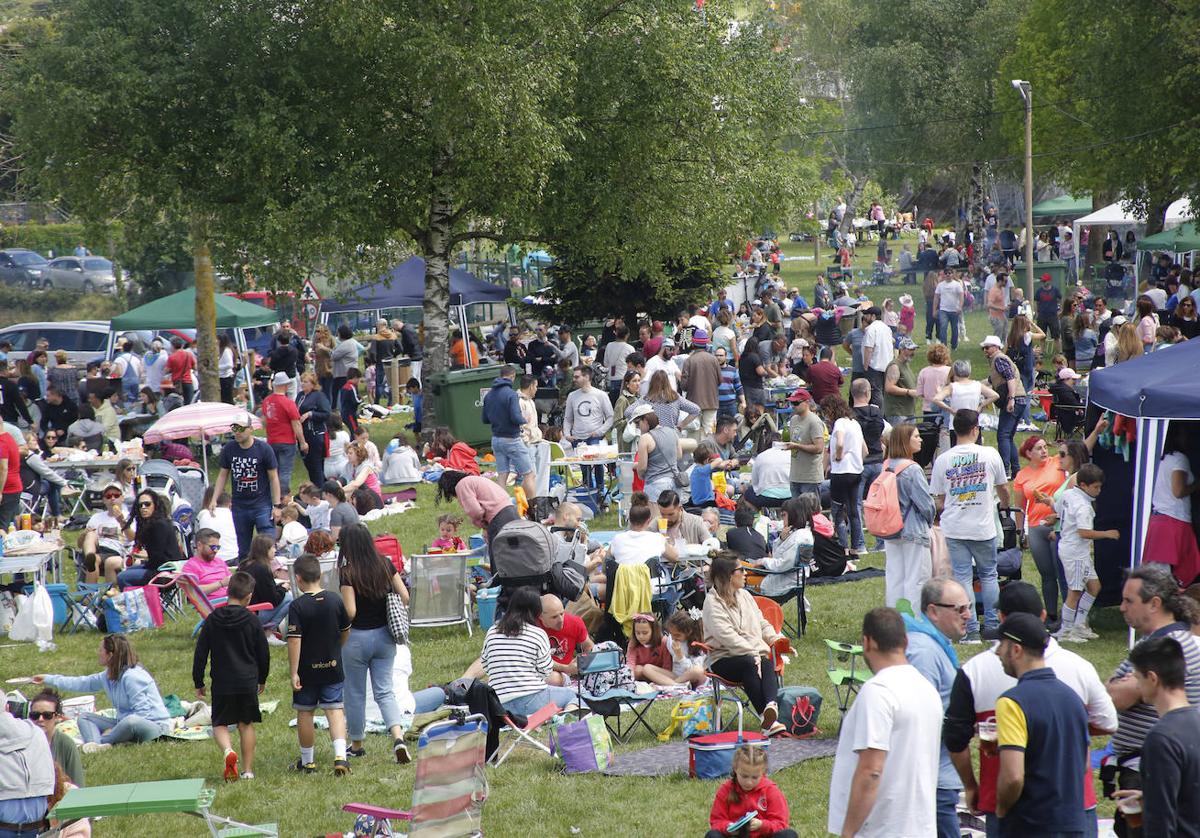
[1002,0,1200,236]
[3,0,331,400]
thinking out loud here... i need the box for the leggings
[1027,524,1062,619]
[830,471,865,553]
[302,432,326,488]
[709,654,779,715]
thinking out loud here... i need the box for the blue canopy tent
[1088,340,1200,613]
[320,257,511,366]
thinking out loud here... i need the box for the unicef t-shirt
[929,443,1008,541]
[219,438,278,504]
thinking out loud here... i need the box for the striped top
[1111,624,1200,757]
[481,622,552,703]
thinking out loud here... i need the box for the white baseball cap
[979,335,1003,349]
[271,371,292,388]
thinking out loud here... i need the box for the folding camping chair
[408,552,472,637]
[575,648,661,744]
[175,573,270,637]
[747,545,808,637]
[46,778,276,837]
[346,713,490,837]
[825,639,867,719]
[63,581,110,633]
[701,598,789,730]
[489,702,561,767]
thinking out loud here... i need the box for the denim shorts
[292,681,344,711]
[492,435,533,477]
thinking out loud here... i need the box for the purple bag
[551,714,613,774]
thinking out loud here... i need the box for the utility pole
[1012,79,1034,302]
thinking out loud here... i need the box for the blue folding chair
[575,648,660,744]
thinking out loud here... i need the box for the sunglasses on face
[138,500,154,509]
[230,424,247,433]
[28,711,57,721]
[103,493,122,500]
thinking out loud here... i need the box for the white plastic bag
[11,584,55,649]
[9,590,37,642]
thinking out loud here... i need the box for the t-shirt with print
[929,443,1008,541]
[540,611,589,666]
[287,589,351,687]
[219,438,278,504]
[86,509,130,555]
[261,393,300,445]
[1056,485,1095,564]
[788,410,826,484]
[827,663,942,837]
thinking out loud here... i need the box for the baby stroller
[490,519,584,612]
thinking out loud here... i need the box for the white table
[43,457,143,473]
[0,543,65,584]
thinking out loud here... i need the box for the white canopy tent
[1072,198,1193,247]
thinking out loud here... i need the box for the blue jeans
[996,399,1025,478]
[257,591,293,628]
[271,442,297,494]
[502,686,577,717]
[936,788,960,838]
[414,686,447,714]
[77,711,165,745]
[830,472,864,552]
[790,482,820,499]
[937,310,960,348]
[946,536,999,634]
[116,566,155,590]
[343,626,402,739]
[492,435,532,478]
[232,497,275,562]
[576,435,604,493]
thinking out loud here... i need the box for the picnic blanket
[807,567,885,587]
[603,736,838,777]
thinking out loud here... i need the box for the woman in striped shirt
[481,588,578,716]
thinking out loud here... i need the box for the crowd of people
[6,225,1200,837]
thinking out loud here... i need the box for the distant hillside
[0,0,53,24]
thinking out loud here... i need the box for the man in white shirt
[641,337,680,396]
[743,439,791,509]
[860,306,894,408]
[687,304,712,335]
[934,272,965,350]
[930,408,1010,643]
[829,607,943,838]
[944,582,1117,836]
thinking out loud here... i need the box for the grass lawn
[7,258,1133,836]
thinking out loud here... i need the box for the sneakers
[333,758,351,777]
[347,746,366,758]
[267,634,286,647]
[763,721,787,737]
[394,739,411,765]
[239,771,255,780]
[760,702,778,730]
[1016,422,1041,433]
[1056,626,1088,643]
[960,632,983,645]
[1074,624,1100,640]
[81,742,111,754]
[223,750,239,782]
[291,759,317,774]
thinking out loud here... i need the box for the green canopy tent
[108,288,281,407]
[1032,194,1093,218]
[1138,222,1200,254]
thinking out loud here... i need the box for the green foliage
[1001,0,1200,232]
[0,222,96,257]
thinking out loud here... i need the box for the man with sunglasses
[28,689,83,787]
[903,577,969,838]
[208,412,281,561]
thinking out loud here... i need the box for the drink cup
[1117,796,1143,828]
[657,518,668,535]
[977,719,998,757]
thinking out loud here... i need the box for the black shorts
[1037,317,1061,339]
[211,691,262,727]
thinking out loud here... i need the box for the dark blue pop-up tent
[320,256,510,313]
[1088,338,1200,579]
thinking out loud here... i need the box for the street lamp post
[1012,79,1034,303]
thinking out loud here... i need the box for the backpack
[491,519,556,580]
[548,560,586,603]
[863,458,916,538]
[776,686,822,737]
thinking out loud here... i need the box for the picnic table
[0,535,66,584]
[48,778,277,837]
[43,455,142,473]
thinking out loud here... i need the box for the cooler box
[477,586,501,630]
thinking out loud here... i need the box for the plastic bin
[425,364,505,447]
[1012,259,1067,298]
[477,586,501,630]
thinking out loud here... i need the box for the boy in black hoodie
[193,571,270,782]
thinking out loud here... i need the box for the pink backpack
[864,458,916,538]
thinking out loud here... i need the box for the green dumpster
[425,364,504,448]
[1012,260,1068,297]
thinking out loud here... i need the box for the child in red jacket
[706,745,795,838]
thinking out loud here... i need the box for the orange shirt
[1013,455,1067,526]
[450,338,479,368]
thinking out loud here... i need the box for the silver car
[42,256,117,293]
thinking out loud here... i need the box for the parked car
[0,249,50,287]
[42,256,117,293]
[0,320,113,367]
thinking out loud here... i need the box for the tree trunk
[419,176,455,430]
[970,166,984,254]
[1143,192,1171,237]
[191,215,219,402]
[839,174,867,234]
[1085,192,1116,273]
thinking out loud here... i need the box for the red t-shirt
[627,638,672,672]
[165,349,195,385]
[261,393,300,444]
[804,360,844,403]
[539,612,589,666]
[0,433,22,494]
